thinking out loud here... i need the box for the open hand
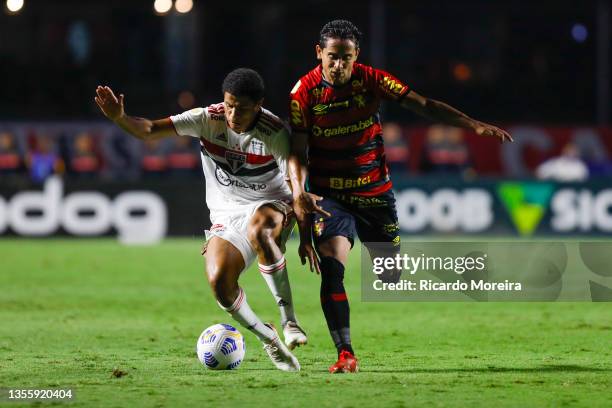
[299,240,320,274]
[95,86,125,121]
[475,122,513,143]
[293,192,331,222]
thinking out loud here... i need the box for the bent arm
[114,116,177,141]
[288,131,310,199]
[288,131,313,243]
[95,85,177,141]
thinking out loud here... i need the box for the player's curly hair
[319,19,362,48]
[222,68,265,102]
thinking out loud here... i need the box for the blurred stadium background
[1,0,610,240]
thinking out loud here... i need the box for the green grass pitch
[0,238,610,407]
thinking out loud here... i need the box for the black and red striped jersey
[289,63,410,196]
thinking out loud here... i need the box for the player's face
[316,38,359,86]
[223,92,263,133]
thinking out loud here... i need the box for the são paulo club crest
[225,151,246,173]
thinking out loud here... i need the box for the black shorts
[311,190,400,249]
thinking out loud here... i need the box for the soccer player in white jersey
[94,68,305,372]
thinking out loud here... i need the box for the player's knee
[206,268,223,296]
[317,237,351,263]
[247,226,271,250]
[247,216,280,252]
[210,276,236,307]
[206,264,237,306]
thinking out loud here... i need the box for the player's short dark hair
[222,68,265,102]
[319,19,362,48]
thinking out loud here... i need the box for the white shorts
[204,199,295,271]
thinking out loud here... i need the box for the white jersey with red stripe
[170,103,292,215]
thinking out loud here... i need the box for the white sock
[259,256,296,326]
[218,288,277,343]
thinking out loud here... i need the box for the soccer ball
[196,323,246,370]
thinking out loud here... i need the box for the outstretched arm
[95,85,177,140]
[400,90,513,143]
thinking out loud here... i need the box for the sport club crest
[225,150,247,173]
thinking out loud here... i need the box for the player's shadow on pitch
[365,364,610,374]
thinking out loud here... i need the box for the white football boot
[282,321,308,350]
[262,324,300,372]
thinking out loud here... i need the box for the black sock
[320,256,352,355]
[320,280,342,350]
[338,341,354,355]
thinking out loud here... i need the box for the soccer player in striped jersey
[288,20,512,373]
[95,68,306,372]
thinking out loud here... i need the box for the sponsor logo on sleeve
[290,100,304,126]
[380,76,406,96]
[209,114,225,121]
